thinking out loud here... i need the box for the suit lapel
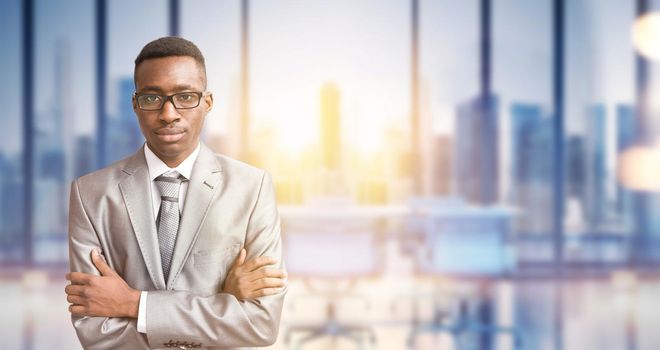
[118,146,166,290]
[166,144,223,289]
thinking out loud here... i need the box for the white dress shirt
[137,142,201,333]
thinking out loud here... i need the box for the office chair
[279,200,387,350]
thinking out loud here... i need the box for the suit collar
[119,146,166,290]
[166,143,223,288]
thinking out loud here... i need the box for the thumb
[91,248,116,277]
[232,248,247,269]
[238,248,247,265]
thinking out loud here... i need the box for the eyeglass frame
[133,91,210,111]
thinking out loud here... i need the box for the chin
[149,143,181,155]
[163,145,187,156]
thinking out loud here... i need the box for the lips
[154,128,185,142]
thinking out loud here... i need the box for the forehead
[134,56,205,92]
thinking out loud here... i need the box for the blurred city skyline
[2,0,660,349]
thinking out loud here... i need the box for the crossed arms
[66,249,286,348]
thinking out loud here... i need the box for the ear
[132,93,138,114]
[205,92,214,112]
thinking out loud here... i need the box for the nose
[158,99,181,125]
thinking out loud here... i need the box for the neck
[147,143,197,168]
[162,156,186,168]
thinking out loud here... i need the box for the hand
[222,248,287,300]
[65,248,141,318]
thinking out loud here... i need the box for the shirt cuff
[137,291,148,333]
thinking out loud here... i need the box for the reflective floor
[3,241,660,350]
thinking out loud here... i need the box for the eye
[175,93,195,101]
[143,95,162,103]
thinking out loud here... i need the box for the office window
[565,0,636,263]
[32,0,95,263]
[493,0,555,271]
[494,0,553,229]
[419,0,480,198]
[105,0,168,165]
[250,0,410,204]
[0,0,24,263]
[634,0,660,265]
[493,2,556,349]
[180,0,242,157]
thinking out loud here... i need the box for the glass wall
[493,2,557,349]
[31,0,96,264]
[565,0,637,263]
[494,0,553,236]
[420,0,480,197]
[1,1,660,349]
[105,0,168,165]
[250,0,411,204]
[0,0,24,263]
[180,0,242,157]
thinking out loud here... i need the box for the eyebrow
[138,84,199,93]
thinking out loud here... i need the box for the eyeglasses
[134,91,206,110]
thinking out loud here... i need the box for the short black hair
[134,36,207,87]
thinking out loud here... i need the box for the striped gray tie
[155,172,186,281]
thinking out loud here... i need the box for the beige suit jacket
[67,143,286,349]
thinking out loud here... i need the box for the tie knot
[154,172,186,200]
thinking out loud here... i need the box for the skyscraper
[74,135,95,178]
[52,39,75,182]
[565,135,586,199]
[0,153,6,249]
[106,77,144,164]
[454,94,499,205]
[615,104,636,222]
[430,135,451,196]
[320,82,341,171]
[510,104,542,184]
[31,40,74,249]
[0,153,24,260]
[509,103,554,234]
[585,104,607,227]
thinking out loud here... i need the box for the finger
[231,249,247,270]
[238,249,246,265]
[243,256,278,272]
[68,304,87,315]
[65,284,86,296]
[248,268,288,282]
[67,294,85,305]
[91,248,116,277]
[66,272,92,285]
[249,287,283,299]
[253,277,287,289]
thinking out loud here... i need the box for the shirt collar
[144,142,201,181]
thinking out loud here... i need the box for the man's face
[133,56,212,164]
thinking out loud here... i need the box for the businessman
[65,37,287,349]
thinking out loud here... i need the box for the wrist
[124,288,141,318]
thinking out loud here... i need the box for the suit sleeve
[144,171,287,348]
[67,179,151,349]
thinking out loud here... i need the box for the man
[65,37,287,349]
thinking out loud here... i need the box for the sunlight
[353,127,383,157]
[277,118,315,156]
